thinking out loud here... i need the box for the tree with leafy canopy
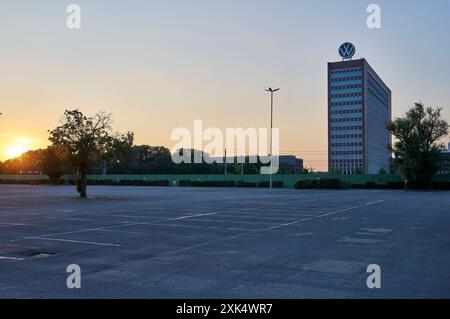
[0,113,2,172]
[48,109,118,198]
[39,146,70,184]
[386,102,448,189]
[105,131,135,174]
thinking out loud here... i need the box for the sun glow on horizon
[6,144,29,159]
[2,137,36,160]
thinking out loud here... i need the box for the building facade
[279,155,304,174]
[438,143,450,175]
[328,58,392,174]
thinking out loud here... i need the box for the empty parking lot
[0,185,450,298]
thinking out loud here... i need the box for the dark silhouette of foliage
[387,102,448,189]
[48,109,117,198]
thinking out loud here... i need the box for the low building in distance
[438,143,450,175]
[279,155,304,174]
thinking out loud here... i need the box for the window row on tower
[331,142,363,147]
[330,76,362,83]
[330,100,361,107]
[331,117,363,123]
[331,133,363,139]
[331,159,363,165]
[330,68,362,75]
[331,150,364,155]
[330,109,362,115]
[330,92,362,98]
[330,125,363,131]
[330,84,362,90]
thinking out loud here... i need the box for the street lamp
[265,87,280,194]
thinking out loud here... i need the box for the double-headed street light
[265,87,280,194]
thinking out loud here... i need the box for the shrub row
[256,181,284,188]
[294,179,411,190]
[83,179,170,186]
[2,178,450,190]
[294,178,346,189]
[179,180,283,188]
[0,179,51,185]
[351,181,404,189]
[179,180,235,187]
[431,182,450,190]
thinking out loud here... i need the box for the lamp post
[265,87,279,193]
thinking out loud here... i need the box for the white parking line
[316,200,385,218]
[4,199,387,253]
[258,218,313,231]
[0,256,25,261]
[6,212,219,246]
[0,223,34,226]
[23,237,121,247]
[162,199,387,254]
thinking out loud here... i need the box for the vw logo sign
[339,42,355,60]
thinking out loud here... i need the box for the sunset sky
[1,0,450,170]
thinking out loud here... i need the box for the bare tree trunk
[80,173,87,198]
[77,166,88,198]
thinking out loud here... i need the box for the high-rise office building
[328,44,391,174]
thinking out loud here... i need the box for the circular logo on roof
[339,42,355,60]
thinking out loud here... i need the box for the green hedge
[294,179,319,189]
[180,180,239,187]
[256,181,284,188]
[85,179,169,186]
[2,175,449,190]
[351,181,404,189]
[178,180,283,188]
[432,182,450,190]
[294,179,408,190]
[236,181,258,188]
[0,179,52,185]
[295,178,346,189]
[179,180,193,187]
[118,180,169,186]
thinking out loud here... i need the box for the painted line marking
[97,229,143,234]
[22,237,121,247]
[162,199,387,254]
[0,256,25,261]
[316,200,385,218]
[4,199,386,255]
[258,218,313,231]
[6,212,218,245]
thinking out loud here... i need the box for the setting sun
[1,137,41,160]
[0,135,48,161]
[6,144,29,159]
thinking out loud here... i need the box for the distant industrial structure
[438,143,450,175]
[279,155,304,174]
[212,155,304,174]
[389,143,450,176]
[328,43,392,174]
